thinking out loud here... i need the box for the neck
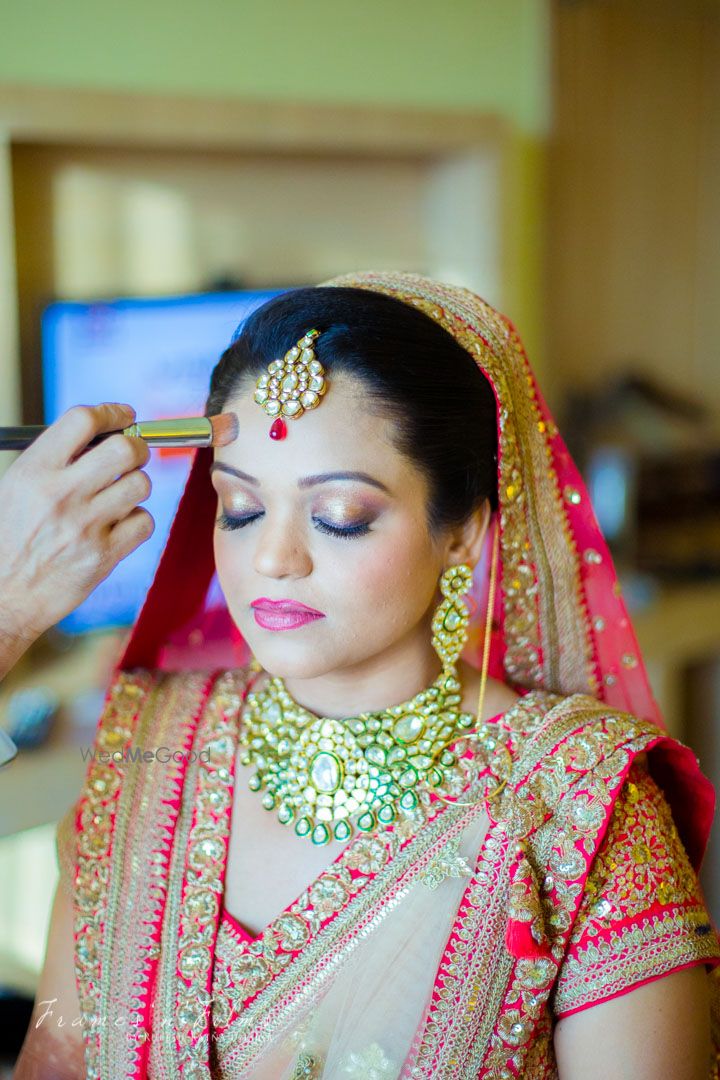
[279,630,447,720]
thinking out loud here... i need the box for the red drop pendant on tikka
[269,417,287,440]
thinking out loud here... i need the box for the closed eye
[216,510,371,539]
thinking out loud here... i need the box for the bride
[15,271,720,1078]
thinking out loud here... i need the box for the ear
[444,499,492,569]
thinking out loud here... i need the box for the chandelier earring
[431,563,474,674]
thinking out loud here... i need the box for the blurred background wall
[0,0,551,429]
[0,0,719,1068]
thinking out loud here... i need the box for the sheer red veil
[117,270,715,872]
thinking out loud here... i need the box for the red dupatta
[118,270,715,868]
[64,270,720,1079]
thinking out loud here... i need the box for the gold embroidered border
[72,671,155,1079]
[412,700,663,1076]
[412,830,519,1076]
[55,801,77,900]
[473,740,663,1075]
[168,671,248,1077]
[324,271,596,699]
[553,906,720,1016]
[103,672,214,1078]
[216,798,487,1072]
[410,697,566,1074]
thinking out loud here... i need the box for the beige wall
[0,0,553,432]
[0,0,551,133]
[548,0,720,419]
[8,124,512,423]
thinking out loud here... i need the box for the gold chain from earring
[431,521,508,808]
[475,520,500,729]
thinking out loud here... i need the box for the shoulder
[95,663,256,739]
[538,690,663,744]
[579,750,699,907]
[491,691,680,853]
[504,689,666,773]
[552,748,720,1022]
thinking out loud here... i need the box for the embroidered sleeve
[55,801,78,901]
[552,754,720,1018]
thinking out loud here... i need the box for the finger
[27,404,137,467]
[70,432,150,496]
[91,468,152,525]
[107,507,155,563]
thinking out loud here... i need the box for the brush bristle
[208,412,239,447]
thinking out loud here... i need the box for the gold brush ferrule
[122,417,213,447]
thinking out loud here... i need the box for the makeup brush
[0,413,239,452]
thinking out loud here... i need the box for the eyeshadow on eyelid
[215,491,380,520]
[314,497,377,518]
[224,496,260,513]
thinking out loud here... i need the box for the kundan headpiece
[253,327,327,440]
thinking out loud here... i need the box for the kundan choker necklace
[239,669,476,846]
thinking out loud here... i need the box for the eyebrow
[210,462,390,494]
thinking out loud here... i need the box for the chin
[254,653,338,682]
[241,624,339,681]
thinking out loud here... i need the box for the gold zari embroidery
[65,672,720,1078]
[553,760,719,1016]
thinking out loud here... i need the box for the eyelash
[216,511,371,540]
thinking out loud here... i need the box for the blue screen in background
[42,289,283,634]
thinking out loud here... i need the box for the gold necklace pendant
[239,670,475,846]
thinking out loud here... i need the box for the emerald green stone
[295,817,312,837]
[357,811,376,831]
[333,820,352,841]
[311,823,330,846]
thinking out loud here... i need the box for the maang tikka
[254,328,328,440]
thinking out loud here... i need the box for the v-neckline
[221,904,259,943]
[218,678,539,950]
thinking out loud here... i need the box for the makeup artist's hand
[0,403,154,678]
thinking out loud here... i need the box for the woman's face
[211,372,454,682]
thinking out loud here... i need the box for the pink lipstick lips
[250,597,326,632]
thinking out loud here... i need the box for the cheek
[212,519,441,635]
[328,528,439,625]
[213,531,245,601]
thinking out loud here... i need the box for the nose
[252,514,313,580]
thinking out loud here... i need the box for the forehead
[213,371,424,492]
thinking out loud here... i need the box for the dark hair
[206,286,498,533]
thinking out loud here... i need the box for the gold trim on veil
[321,270,661,726]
